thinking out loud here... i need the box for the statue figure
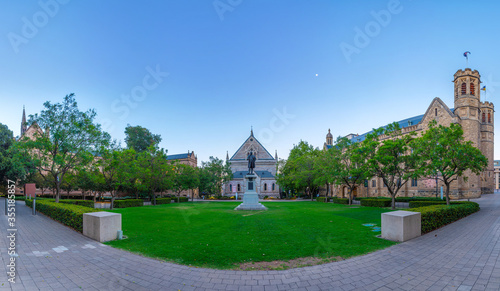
[247,151,256,174]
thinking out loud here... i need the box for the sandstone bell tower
[453,68,494,195]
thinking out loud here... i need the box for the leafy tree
[414,121,488,205]
[75,168,100,201]
[198,157,232,196]
[125,125,161,153]
[136,145,172,205]
[17,94,110,202]
[363,123,423,209]
[95,144,123,209]
[172,163,199,202]
[321,137,372,205]
[277,141,321,201]
[0,123,30,192]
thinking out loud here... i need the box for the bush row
[60,199,95,208]
[25,199,100,232]
[113,199,144,208]
[408,202,479,233]
[316,197,330,202]
[171,196,189,203]
[361,199,392,207]
[408,200,471,208]
[354,196,444,202]
[155,198,171,205]
[331,197,349,204]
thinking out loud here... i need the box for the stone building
[223,130,280,198]
[494,160,500,191]
[324,68,494,199]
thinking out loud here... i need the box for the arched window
[435,108,438,116]
[237,184,241,192]
[229,184,232,192]
[482,113,486,123]
[488,113,491,123]
[470,83,475,95]
[461,83,467,95]
[264,183,267,191]
[272,183,275,191]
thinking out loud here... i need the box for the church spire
[275,150,278,160]
[250,126,253,136]
[226,151,229,161]
[21,106,27,136]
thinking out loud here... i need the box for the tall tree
[277,141,321,200]
[124,125,162,153]
[364,123,423,209]
[136,145,172,205]
[172,163,199,202]
[0,123,28,192]
[198,157,232,196]
[414,121,488,205]
[322,136,372,205]
[17,94,110,202]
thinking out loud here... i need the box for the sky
[1,1,500,164]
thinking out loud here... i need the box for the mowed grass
[106,202,397,269]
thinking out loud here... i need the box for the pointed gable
[419,97,457,129]
[230,132,274,161]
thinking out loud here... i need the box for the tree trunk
[153,190,156,205]
[445,182,451,206]
[348,188,352,206]
[391,195,396,210]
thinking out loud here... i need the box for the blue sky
[1,1,500,163]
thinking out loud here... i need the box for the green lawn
[106,202,396,269]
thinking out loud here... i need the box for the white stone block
[83,212,122,242]
[381,211,421,242]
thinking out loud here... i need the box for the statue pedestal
[235,173,267,211]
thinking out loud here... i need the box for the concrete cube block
[381,211,421,242]
[83,212,122,242]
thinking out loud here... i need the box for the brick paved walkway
[1,194,499,291]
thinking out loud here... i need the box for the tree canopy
[124,125,162,153]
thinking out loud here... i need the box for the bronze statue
[247,151,256,174]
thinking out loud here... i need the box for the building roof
[230,130,275,161]
[232,170,275,179]
[349,108,455,143]
[167,153,192,160]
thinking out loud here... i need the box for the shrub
[178,197,189,203]
[408,202,479,233]
[331,198,349,204]
[316,197,330,202]
[60,199,95,208]
[408,200,462,208]
[113,199,144,208]
[25,199,100,232]
[361,199,391,207]
[155,198,171,205]
[395,197,444,203]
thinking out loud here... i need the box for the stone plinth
[235,173,267,211]
[83,212,122,242]
[381,211,421,242]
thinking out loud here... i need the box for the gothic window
[470,83,475,95]
[230,184,232,192]
[272,183,275,191]
[264,183,267,191]
[461,83,467,95]
[488,113,491,123]
[482,113,486,123]
[411,178,418,187]
[435,108,438,116]
[237,184,241,192]
[372,180,376,187]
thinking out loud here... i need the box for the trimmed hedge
[113,199,144,208]
[171,196,189,203]
[408,202,479,233]
[361,199,391,207]
[407,200,470,208]
[25,199,100,232]
[331,198,349,204]
[155,198,171,205]
[60,199,95,208]
[316,197,330,202]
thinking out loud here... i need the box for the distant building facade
[223,130,280,198]
[323,68,494,199]
[165,151,199,198]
